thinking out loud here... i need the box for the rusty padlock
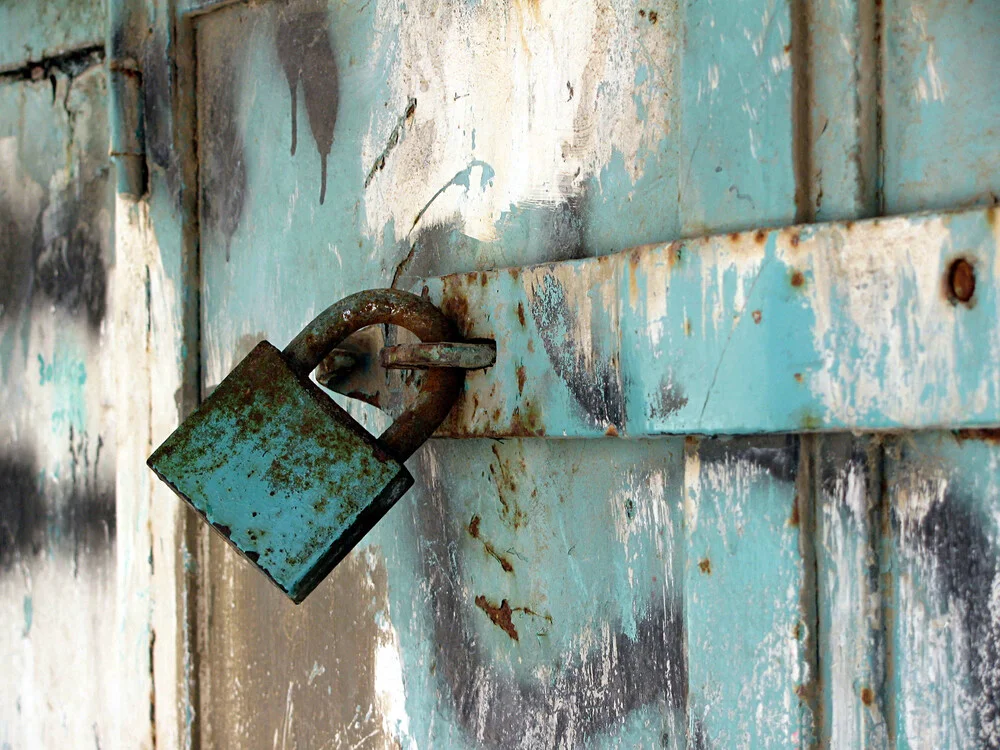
[147,290,462,602]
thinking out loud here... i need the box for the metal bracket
[108,59,145,197]
[323,205,1000,438]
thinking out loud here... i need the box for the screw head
[948,258,976,304]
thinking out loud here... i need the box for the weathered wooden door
[124,0,1000,747]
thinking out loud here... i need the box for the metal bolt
[948,258,976,304]
[380,340,496,370]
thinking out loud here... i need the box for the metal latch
[322,205,1000,439]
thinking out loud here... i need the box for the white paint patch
[821,461,885,747]
[374,624,412,747]
[362,0,675,247]
[784,216,991,428]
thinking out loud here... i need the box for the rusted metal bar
[380,341,496,370]
[322,205,1000,438]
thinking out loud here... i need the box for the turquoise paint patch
[37,353,87,386]
[22,596,32,636]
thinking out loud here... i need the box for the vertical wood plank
[879,1,1000,747]
[683,436,815,747]
[678,0,819,744]
[814,436,887,748]
[884,436,1000,749]
[806,1,887,745]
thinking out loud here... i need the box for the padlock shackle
[282,289,463,461]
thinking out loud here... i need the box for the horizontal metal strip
[327,205,1000,438]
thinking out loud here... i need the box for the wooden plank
[682,435,814,747]
[674,0,820,745]
[814,436,887,748]
[0,63,118,747]
[883,435,1000,749]
[878,1,1000,747]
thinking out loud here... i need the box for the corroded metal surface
[322,206,1000,437]
[285,288,463,461]
[380,340,496,371]
[149,341,413,602]
[150,289,462,601]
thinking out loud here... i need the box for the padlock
[147,289,463,603]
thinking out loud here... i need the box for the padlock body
[148,341,412,602]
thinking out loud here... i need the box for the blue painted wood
[0,47,117,746]
[878,1,1000,747]
[136,0,1000,746]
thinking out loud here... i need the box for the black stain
[698,435,801,485]
[34,219,107,329]
[650,378,688,420]
[0,195,40,328]
[0,76,111,332]
[0,451,45,566]
[391,199,588,290]
[199,52,247,260]
[412,451,687,747]
[143,29,174,177]
[0,437,115,573]
[904,489,1000,748]
[529,273,624,431]
[275,0,339,205]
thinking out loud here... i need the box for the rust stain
[754,229,766,244]
[793,373,804,383]
[516,365,527,395]
[475,595,519,641]
[506,403,545,437]
[751,309,762,324]
[684,318,692,336]
[789,495,801,526]
[513,605,552,625]
[605,424,619,437]
[628,250,642,307]
[489,444,527,527]
[790,270,805,288]
[790,232,800,247]
[946,257,976,305]
[800,412,821,430]
[467,515,515,573]
[861,687,874,706]
[666,241,683,268]
[439,285,470,332]
[516,301,526,327]
[954,428,1000,444]
[698,558,711,574]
